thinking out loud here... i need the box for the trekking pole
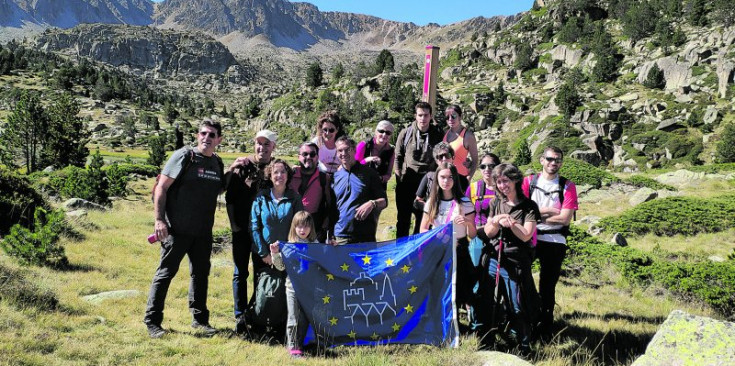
[490,230,504,331]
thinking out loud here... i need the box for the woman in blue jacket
[250,158,303,286]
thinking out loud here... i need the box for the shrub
[566,226,735,318]
[643,64,665,89]
[534,158,617,188]
[0,167,49,235]
[622,175,676,191]
[1,207,68,267]
[599,195,735,236]
[555,82,580,118]
[105,163,129,197]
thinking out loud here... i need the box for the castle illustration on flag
[342,272,397,326]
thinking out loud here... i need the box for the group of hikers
[142,101,578,355]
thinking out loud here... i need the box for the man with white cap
[225,129,277,335]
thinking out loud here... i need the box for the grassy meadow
[1,159,732,366]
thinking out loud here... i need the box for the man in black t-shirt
[144,120,224,339]
[225,129,276,334]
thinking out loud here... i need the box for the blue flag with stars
[279,224,458,347]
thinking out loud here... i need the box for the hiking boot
[191,321,217,337]
[146,323,166,339]
[234,315,248,336]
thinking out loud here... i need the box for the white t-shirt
[530,175,569,244]
[312,137,340,174]
[424,197,475,239]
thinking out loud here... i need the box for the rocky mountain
[0,0,153,28]
[34,24,251,81]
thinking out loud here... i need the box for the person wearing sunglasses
[355,120,396,190]
[311,110,345,175]
[225,129,277,335]
[144,119,225,339]
[521,146,578,335]
[413,142,454,213]
[463,152,501,333]
[442,105,478,193]
[289,142,333,241]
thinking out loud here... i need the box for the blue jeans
[487,257,533,345]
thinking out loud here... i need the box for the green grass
[0,176,727,365]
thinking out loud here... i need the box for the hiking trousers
[144,233,212,326]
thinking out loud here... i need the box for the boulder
[716,50,735,99]
[656,118,685,132]
[708,255,725,263]
[476,351,534,366]
[631,310,735,366]
[703,106,721,125]
[550,45,583,68]
[611,233,628,246]
[82,290,141,305]
[66,209,88,219]
[637,57,692,91]
[618,92,639,102]
[93,123,107,132]
[629,187,658,206]
[577,215,601,225]
[570,150,601,166]
[655,169,706,186]
[63,198,108,211]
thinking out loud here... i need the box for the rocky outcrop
[631,310,735,366]
[550,45,583,68]
[0,0,152,28]
[716,49,734,99]
[34,24,246,78]
[637,56,692,91]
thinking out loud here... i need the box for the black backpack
[249,266,287,334]
[528,174,574,237]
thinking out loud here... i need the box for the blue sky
[291,0,535,25]
[151,0,535,26]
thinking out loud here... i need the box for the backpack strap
[558,176,567,207]
[528,173,539,199]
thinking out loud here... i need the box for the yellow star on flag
[392,323,401,332]
[404,304,414,313]
[362,255,372,265]
[347,330,357,338]
[408,285,418,294]
[322,295,331,304]
[326,273,335,281]
[329,317,338,326]
[401,264,410,273]
[385,258,394,266]
[340,263,350,272]
[371,332,379,340]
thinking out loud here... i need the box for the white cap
[255,129,277,143]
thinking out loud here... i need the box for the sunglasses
[544,156,563,164]
[300,151,317,158]
[322,127,336,133]
[445,113,459,120]
[198,131,217,138]
[435,153,452,161]
[376,129,392,135]
[479,164,496,170]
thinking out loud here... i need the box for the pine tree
[513,43,534,71]
[147,135,167,167]
[87,148,108,204]
[332,63,344,81]
[555,82,580,118]
[514,139,532,166]
[305,62,323,87]
[375,49,395,73]
[643,63,666,89]
[1,91,48,173]
[41,93,89,169]
[716,123,735,163]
